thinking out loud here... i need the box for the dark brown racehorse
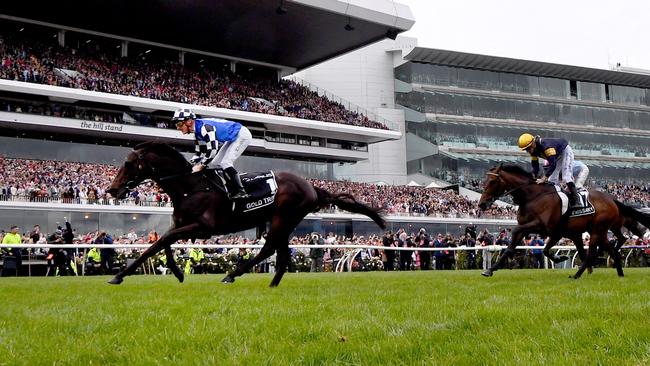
[477,164,650,279]
[106,141,386,287]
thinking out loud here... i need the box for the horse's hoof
[175,273,185,283]
[269,282,279,288]
[221,275,235,284]
[571,274,580,280]
[587,267,593,274]
[557,255,569,262]
[107,277,123,285]
[481,270,493,277]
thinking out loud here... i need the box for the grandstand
[2,1,650,243]
[0,1,428,238]
[394,48,650,187]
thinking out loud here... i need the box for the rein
[486,171,556,201]
[486,172,527,199]
[126,153,195,189]
[125,151,228,196]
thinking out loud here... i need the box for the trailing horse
[106,141,386,287]
[476,164,645,279]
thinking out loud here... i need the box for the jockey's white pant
[548,145,574,185]
[573,165,589,188]
[213,126,252,169]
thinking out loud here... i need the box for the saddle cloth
[233,171,278,213]
[554,186,595,217]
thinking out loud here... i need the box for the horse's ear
[498,163,503,170]
[134,140,161,151]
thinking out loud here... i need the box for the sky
[397,0,650,71]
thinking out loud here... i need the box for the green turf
[0,269,649,365]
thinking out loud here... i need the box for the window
[570,80,577,99]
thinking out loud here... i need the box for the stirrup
[231,191,249,200]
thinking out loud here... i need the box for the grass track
[1,269,649,365]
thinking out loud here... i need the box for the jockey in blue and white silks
[172,108,252,200]
[518,133,582,208]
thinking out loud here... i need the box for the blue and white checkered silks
[172,108,196,121]
[190,124,219,166]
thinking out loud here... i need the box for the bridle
[125,153,146,190]
[125,152,191,190]
[485,171,527,200]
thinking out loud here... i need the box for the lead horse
[477,164,650,279]
[106,141,386,287]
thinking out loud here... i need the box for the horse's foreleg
[542,236,567,263]
[108,223,202,285]
[483,222,537,277]
[164,245,184,283]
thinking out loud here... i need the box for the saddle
[204,169,278,213]
[554,186,595,217]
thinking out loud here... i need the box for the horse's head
[478,164,534,210]
[478,165,505,210]
[107,149,153,199]
[107,142,190,199]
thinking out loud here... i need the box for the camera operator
[308,232,325,272]
[46,229,66,276]
[460,229,477,269]
[61,218,77,275]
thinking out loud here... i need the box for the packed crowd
[0,34,388,129]
[3,222,650,277]
[3,156,650,216]
[0,156,170,206]
[309,179,516,218]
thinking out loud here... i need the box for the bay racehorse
[106,141,386,287]
[477,164,650,279]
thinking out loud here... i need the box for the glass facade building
[396,50,650,185]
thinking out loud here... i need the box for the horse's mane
[134,141,189,167]
[498,164,534,180]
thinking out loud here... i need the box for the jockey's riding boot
[224,167,249,200]
[567,182,582,208]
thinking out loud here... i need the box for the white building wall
[294,37,417,185]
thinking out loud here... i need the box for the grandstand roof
[0,0,414,71]
[405,48,650,89]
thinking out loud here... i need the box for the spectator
[97,232,116,275]
[1,225,22,275]
[530,235,545,269]
[417,228,431,271]
[479,229,494,271]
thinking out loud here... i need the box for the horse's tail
[615,200,650,235]
[313,187,387,230]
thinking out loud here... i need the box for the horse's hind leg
[605,236,625,277]
[221,240,275,284]
[573,232,603,279]
[568,234,592,274]
[270,244,290,287]
[164,245,184,283]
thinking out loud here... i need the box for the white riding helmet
[171,108,196,121]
